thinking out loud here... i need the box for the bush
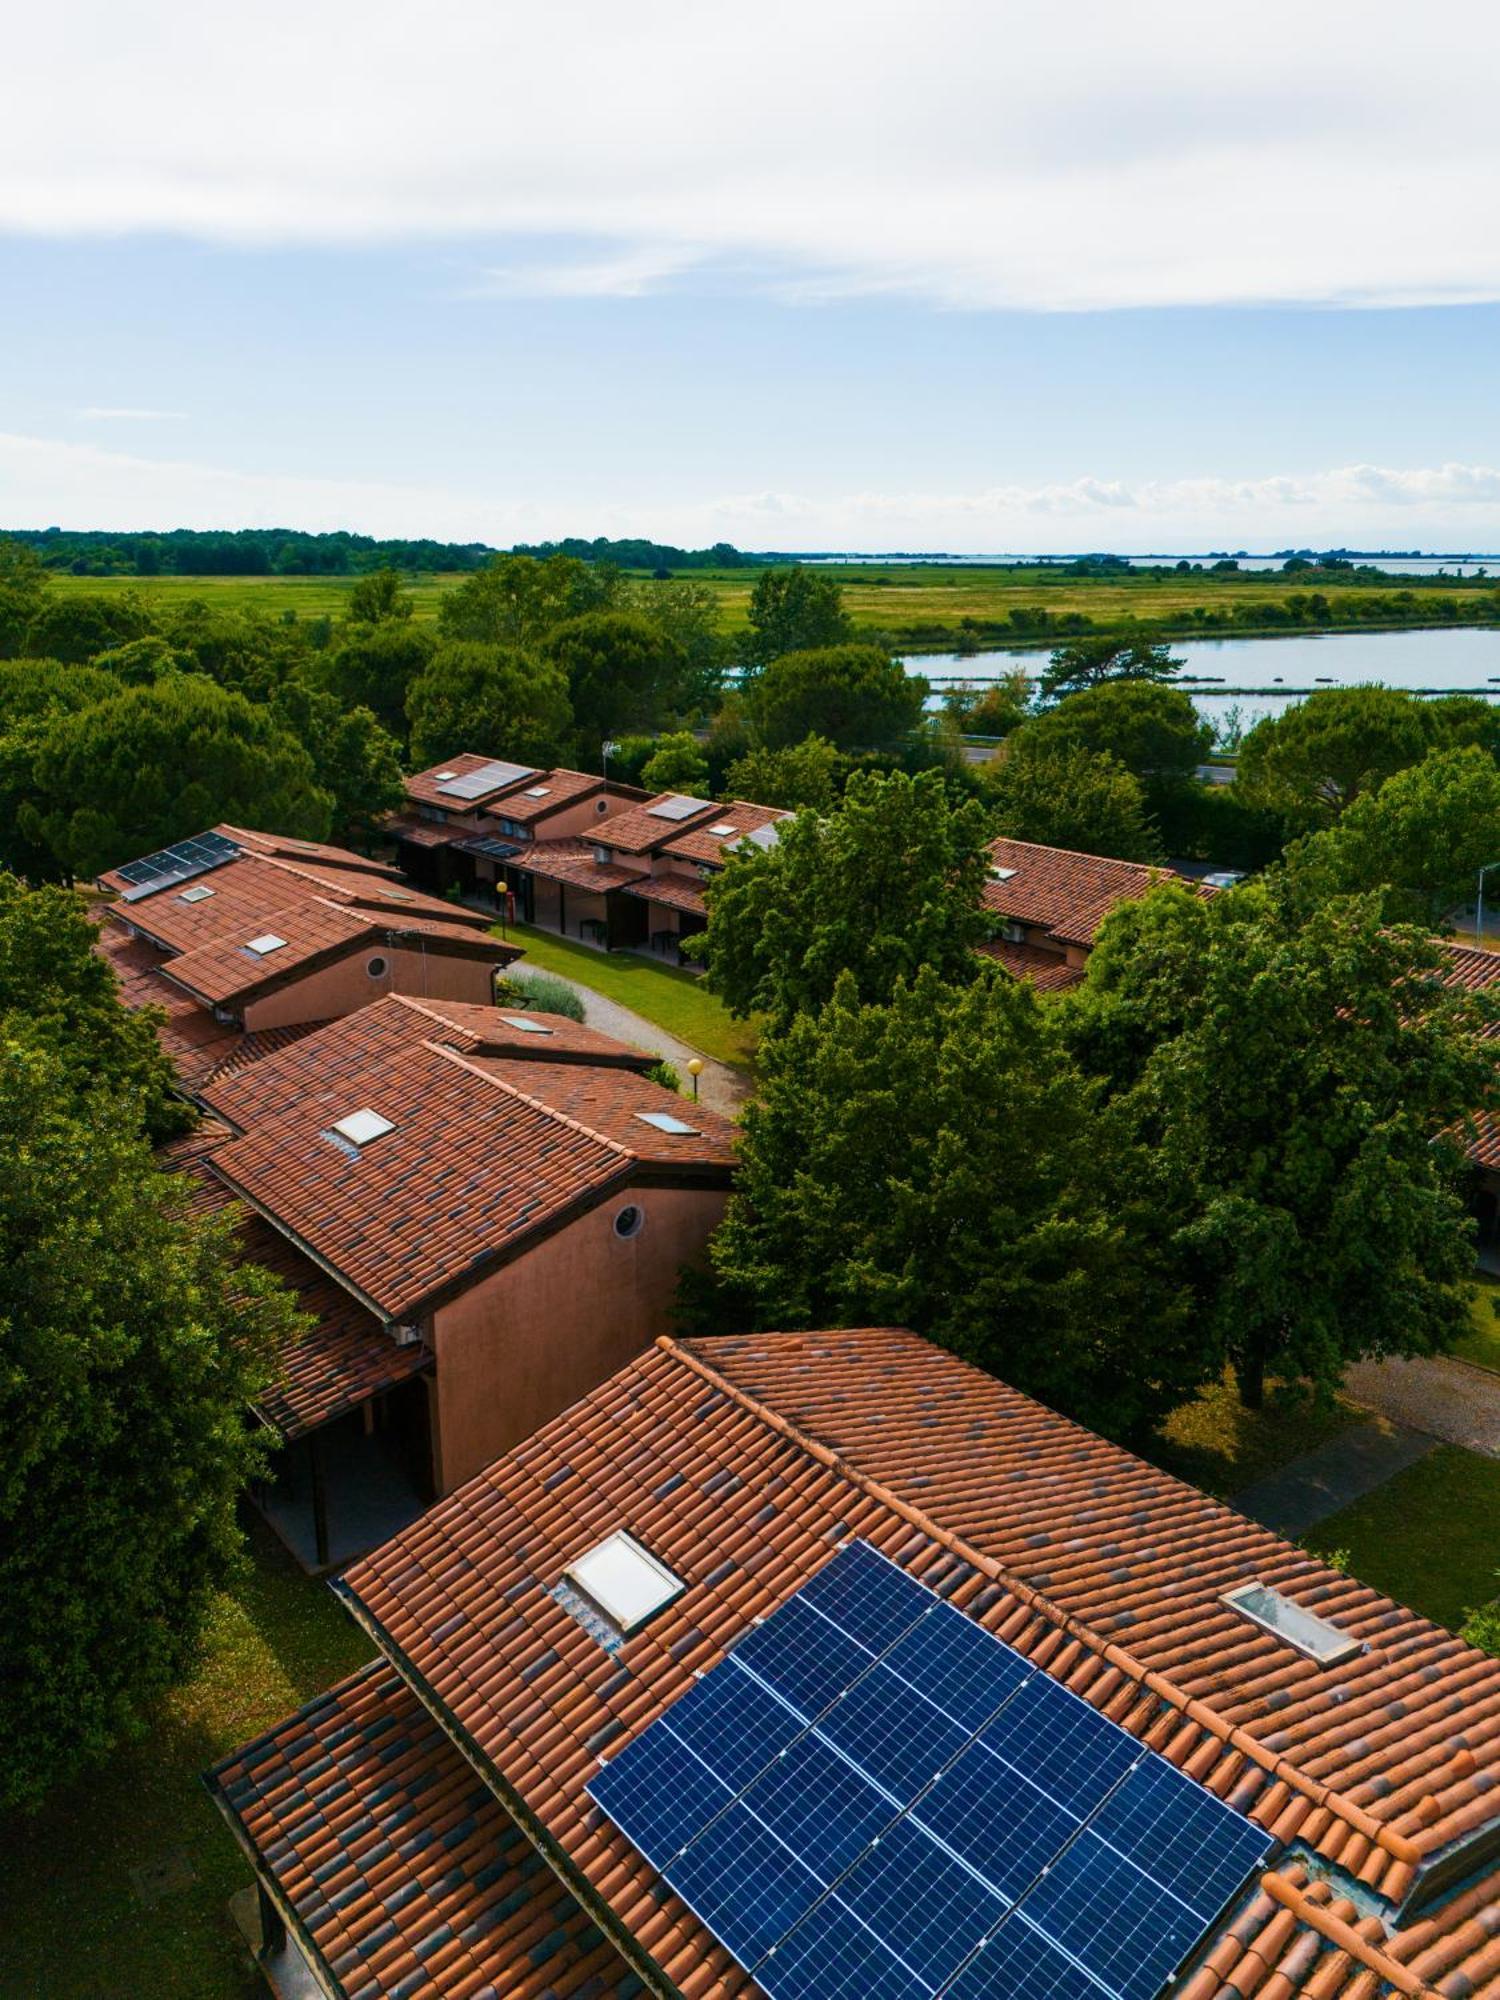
[497,968,586,1022]
[1461,1597,1500,1657]
[644,1058,682,1092]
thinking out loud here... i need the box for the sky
[5,0,1500,553]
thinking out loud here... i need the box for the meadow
[44,562,1500,652]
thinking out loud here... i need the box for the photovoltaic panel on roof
[436,759,535,799]
[645,792,710,820]
[587,1540,1277,2000]
[115,829,240,902]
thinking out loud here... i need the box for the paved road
[1233,1419,1437,1536]
[515,966,751,1120]
[1344,1353,1500,1458]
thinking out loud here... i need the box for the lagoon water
[818,554,1500,577]
[911,627,1500,732]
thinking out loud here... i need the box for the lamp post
[686,1057,703,1103]
[1479,862,1500,944]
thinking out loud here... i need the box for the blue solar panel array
[588,1540,1276,2000]
[115,829,240,902]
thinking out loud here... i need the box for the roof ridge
[421,1037,637,1163]
[1259,1871,1438,1997]
[660,1332,1423,1875]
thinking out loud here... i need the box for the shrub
[500,967,586,1022]
[644,1058,682,1092]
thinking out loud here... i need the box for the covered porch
[255,1375,433,1572]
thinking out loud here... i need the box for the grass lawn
[3,1512,373,1999]
[501,920,759,1070]
[1145,1371,1370,1500]
[1306,1445,1500,1630]
[1453,1273,1500,1371]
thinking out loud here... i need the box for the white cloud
[4,0,1500,310]
[8,430,1500,551]
[74,406,186,422]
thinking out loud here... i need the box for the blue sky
[5,0,1500,551]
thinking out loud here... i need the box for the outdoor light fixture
[686,1056,704,1102]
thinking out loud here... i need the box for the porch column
[559,882,567,936]
[309,1432,330,1569]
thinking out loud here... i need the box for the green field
[3,1513,372,1999]
[43,562,1500,653]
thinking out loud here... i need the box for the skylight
[331,1108,396,1147]
[500,1014,553,1034]
[179,884,215,903]
[524,785,551,798]
[1221,1582,1363,1666]
[245,932,287,955]
[564,1532,682,1635]
[635,1110,699,1136]
[709,821,739,837]
[433,770,457,782]
[990,865,1017,881]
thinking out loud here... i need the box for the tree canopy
[985,743,1162,862]
[696,966,1195,1439]
[405,641,573,770]
[698,767,994,1026]
[723,734,841,811]
[270,683,405,849]
[436,551,620,650]
[745,643,928,752]
[1012,679,1211,788]
[1066,882,1497,1406]
[1038,639,1184,703]
[1235,685,1436,827]
[321,620,436,742]
[544,610,693,757]
[639,730,710,797]
[743,566,852,666]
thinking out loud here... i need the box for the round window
[366,954,390,978]
[614,1204,645,1240]
[596,797,610,814]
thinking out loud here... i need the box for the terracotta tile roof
[218,824,407,881]
[507,838,649,894]
[386,815,462,849]
[587,792,720,857]
[199,997,735,1318]
[659,800,791,867]
[205,1662,640,2000]
[398,994,658,1070]
[164,1120,429,1438]
[618,873,709,919]
[325,1328,1500,1999]
[482,766,609,826]
[984,836,1191,948]
[1440,940,1500,996]
[402,753,541,811]
[979,934,1087,991]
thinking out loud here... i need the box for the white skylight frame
[709,821,740,837]
[564,1532,683,1635]
[245,932,288,955]
[499,1014,554,1034]
[1221,1581,1363,1666]
[524,785,552,798]
[179,883,215,903]
[433,770,458,782]
[330,1108,396,1147]
[635,1109,699,1136]
[990,865,1017,882]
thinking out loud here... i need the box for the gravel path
[1343,1353,1500,1458]
[523,970,751,1120]
[1232,1419,1437,1536]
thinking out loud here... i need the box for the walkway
[1233,1418,1437,1537]
[1343,1352,1500,1458]
[517,968,750,1119]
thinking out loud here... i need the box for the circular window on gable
[596,797,610,814]
[613,1204,645,1240]
[366,954,390,979]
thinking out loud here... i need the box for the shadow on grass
[1145,1372,1369,1501]
[3,1508,372,2000]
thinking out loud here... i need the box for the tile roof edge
[660,1333,1425,1875]
[1259,1870,1439,1997]
[206,1157,396,1322]
[324,1578,681,2000]
[420,1036,653,1165]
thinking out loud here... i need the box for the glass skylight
[500,1014,553,1034]
[245,932,288,955]
[990,865,1017,881]
[524,785,551,798]
[709,821,739,837]
[179,884,215,903]
[433,770,457,781]
[564,1532,683,1634]
[331,1108,396,1147]
[635,1110,699,1136]
[1221,1582,1363,1665]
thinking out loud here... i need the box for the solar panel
[646,792,710,821]
[436,759,535,799]
[115,829,239,902]
[587,1541,1277,2000]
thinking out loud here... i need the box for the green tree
[0,1027,302,1809]
[698,967,1196,1438]
[942,669,1031,738]
[21,591,156,665]
[30,676,333,879]
[346,567,414,624]
[724,735,841,811]
[405,640,573,769]
[543,611,691,757]
[639,731,710,796]
[623,576,725,709]
[1038,639,1183,702]
[746,643,928,752]
[0,875,188,1141]
[0,538,51,656]
[1236,685,1435,827]
[698,767,993,1025]
[1068,884,1497,1407]
[319,620,436,743]
[270,683,405,848]
[985,744,1162,862]
[744,566,852,666]
[1013,680,1211,789]
[437,551,620,649]
[1282,745,1500,927]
